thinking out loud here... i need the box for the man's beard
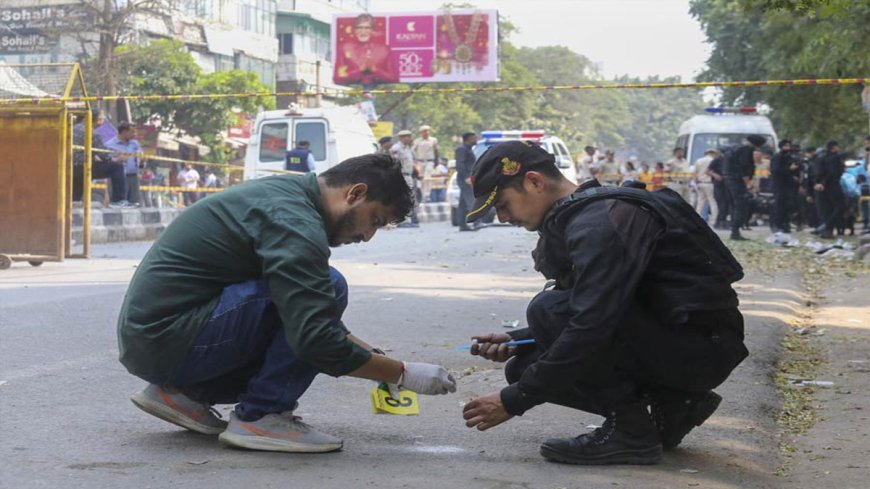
[328,206,359,247]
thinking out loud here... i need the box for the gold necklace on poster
[443,9,484,73]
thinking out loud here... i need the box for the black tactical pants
[771,185,793,232]
[505,289,748,416]
[725,178,749,236]
[817,187,845,234]
[713,182,731,227]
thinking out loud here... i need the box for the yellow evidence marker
[370,383,420,415]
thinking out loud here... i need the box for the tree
[74,0,165,113]
[615,76,707,162]
[175,70,275,162]
[113,39,275,160]
[690,0,869,150]
[515,45,630,152]
[115,39,200,128]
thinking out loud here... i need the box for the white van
[676,108,778,164]
[244,105,378,180]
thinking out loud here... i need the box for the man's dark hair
[117,121,133,134]
[462,132,476,142]
[778,139,791,149]
[673,147,683,153]
[297,140,310,148]
[320,153,413,222]
[584,145,595,152]
[501,161,565,192]
[826,140,839,151]
[804,146,817,153]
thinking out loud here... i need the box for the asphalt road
[0,222,793,488]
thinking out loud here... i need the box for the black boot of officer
[540,402,662,465]
[651,390,723,449]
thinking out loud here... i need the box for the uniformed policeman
[461,141,749,465]
[724,135,766,240]
[286,140,316,173]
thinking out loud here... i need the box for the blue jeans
[154,267,348,421]
[429,188,445,203]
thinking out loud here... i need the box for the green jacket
[117,173,371,378]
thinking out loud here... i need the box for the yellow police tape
[75,146,242,172]
[91,183,223,193]
[4,78,866,104]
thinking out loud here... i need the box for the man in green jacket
[118,153,456,453]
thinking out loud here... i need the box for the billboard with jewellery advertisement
[332,9,498,86]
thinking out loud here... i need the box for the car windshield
[691,133,774,163]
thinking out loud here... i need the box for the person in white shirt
[666,147,691,202]
[178,163,200,207]
[693,149,719,224]
[412,125,439,202]
[576,145,596,183]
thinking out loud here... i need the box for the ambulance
[244,105,377,180]
[676,107,778,164]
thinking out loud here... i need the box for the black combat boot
[539,403,662,465]
[651,390,722,449]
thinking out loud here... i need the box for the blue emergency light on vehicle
[480,130,547,141]
[704,107,758,114]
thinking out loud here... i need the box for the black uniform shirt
[500,197,665,415]
[770,151,795,189]
[455,144,476,181]
[724,145,756,180]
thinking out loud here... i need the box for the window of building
[238,0,275,36]
[279,33,294,55]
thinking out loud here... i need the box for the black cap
[466,141,555,223]
[378,136,393,144]
[747,134,766,146]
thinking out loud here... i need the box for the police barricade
[0,63,90,269]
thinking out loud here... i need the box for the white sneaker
[218,411,343,453]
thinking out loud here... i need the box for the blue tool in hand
[455,339,536,350]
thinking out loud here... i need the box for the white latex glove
[399,362,457,395]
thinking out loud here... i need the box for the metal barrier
[0,62,91,269]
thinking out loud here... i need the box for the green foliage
[374,29,703,161]
[115,39,200,127]
[112,39,274,161]
[690,0,870,151]
[615,76,707,162]
[175,70,275,162]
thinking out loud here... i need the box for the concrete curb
[72,203,452,243]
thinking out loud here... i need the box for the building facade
[275,0,369,108]
[0,0,279,88]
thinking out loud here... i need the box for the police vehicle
[244,105,377,180]
[676,107,778,165]
[447,130,577,225]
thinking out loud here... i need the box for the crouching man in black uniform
[461,141,748,465]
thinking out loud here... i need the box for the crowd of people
[76,109,868,239]
[72,111,225,209]
[574,135,870,240]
